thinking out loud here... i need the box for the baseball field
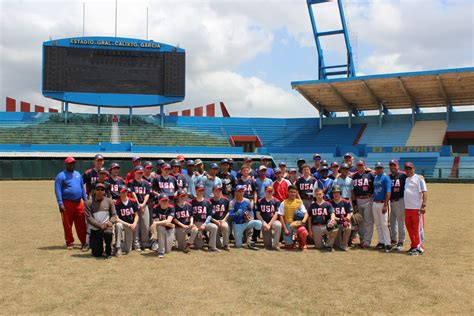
[0,181,472,315]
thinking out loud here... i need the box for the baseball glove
[350,212,363,227]
[326,219,339,233]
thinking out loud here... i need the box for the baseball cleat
[342,247,350,252]
[223,245,231,251]
[273,246,282,252]
[394,243,403,251]
[325,246,335,252]
[408,249,419,256]
[209,248,221,252]
[81,244,89,252]
[67,245,74,250]
[385,245,392,253]
[158,252,165,258]
[247,242,259,250]
[376,243,384,250]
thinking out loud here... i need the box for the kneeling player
[308,188,338,250]
[150,194,175,258]
[278,185,309,251]
[173,189,196,253]
[114,185,139,256]
[331,185,352,251]
[256,186,282,251]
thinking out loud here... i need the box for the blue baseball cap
[375,162,384,168]
[274,167,281,173]
[94,154,104,161]
[210,163,219,169]
[134,165,144,173]
[235,185,246,191]
[278,161,287,167]
[144,161,153,168]
[389,159,399,165]
[313,154,321,160]
[340,163,350,169]
[195,183,205,191]
[320,166,329,171]
[221,158,229,164]
[344,153,353,158]
[132,156,141,162]
[162,163,171,170]
[158,193,169,202]
[213,185,223,191]
[156,159,165,166]
[244,157,253,162]
[186,159,195,166]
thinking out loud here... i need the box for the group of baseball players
[54,152,428,259]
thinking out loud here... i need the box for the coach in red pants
[54,157,88,250]
[403,162,428,256]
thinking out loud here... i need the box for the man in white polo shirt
[403,162,428,256]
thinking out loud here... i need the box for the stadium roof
[291,67,474,113]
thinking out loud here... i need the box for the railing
[423,168,474,179]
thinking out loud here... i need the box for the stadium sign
[69,38,161,49]
[369,146,442,153]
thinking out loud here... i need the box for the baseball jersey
[82,168,99,195]
[191,198,214,222]
[272,178,291,202]
[217,171,236,197]
[308,201,334,225]
[334,176,353,199]
[152,204,175,222]
[202,176,223,198]
[237,168,257,180]
[106,176,125,201]
[296,176,317,199]
[256,197,280,223]
[174,202,193,225]
[317,177,334,200]
[389,171,407,201]
[210,197,230,220]
[229,198,253,224]
[237,177,257,200]
[171,173,188,191]
[404,174,427,209]
[373,174,391,202]
[330,199,352,219]
[115,198,139,224]
[152,175,178,198]
[277,199,306,223]
[127,179,151,204]
[352,171,374,197]
[255,177,273,199]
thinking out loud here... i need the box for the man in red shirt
[125,156,142,183]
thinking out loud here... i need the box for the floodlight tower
[306,0,359,117]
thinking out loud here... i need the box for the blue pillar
[348,112,352,128]
[319,109,323,130]
[64,102,69,124]
[160,105,164,128]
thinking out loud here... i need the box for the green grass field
[0,181,472,315]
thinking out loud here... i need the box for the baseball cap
[260,156,268,161]
[289,168,297,173]
[64,156,76,164]
[404,162,415,169]
[228,158,234,164]
[321,160,329,166]
[177,189,187,197]
[196,183,205,191]
[221,158,229,164]
[313,154,321,161]
[244,157,252,162]
[320,166,329,171]
[95,183,105,190]
[235,185,245,191]
[331,162,339,168]
[389,159,399,165]
[297,158,306,163]
[274,167,281,174]
[278,161,287,167]
[210,163,219,169]
[162,163,171,170]
[332,185,342,192]
[340,163,350,169]
[170,159,180,167]
[259,165,267,171]
[98,167,109,174]
[132,156,141,162]
[94,154,104,161]
[134,165,144,173]
[186,159,195,166]
[356,160,365,166]
[144,161,153,168]
[265,186,274,192]
[118,185,129,193]
[156,159,165,166]
[375,162,384,169]
[109,162,120,170]
[158,193,169,202]
[213,185,223,191]
[176,154,185,161]
[344,152,353,158]
[195,159,203,166]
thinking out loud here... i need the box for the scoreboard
[42,37,185,107]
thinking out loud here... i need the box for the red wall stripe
[20,101,30,112]
[35,105,45,112]
[6,97,16,112]
[169,111,178,116]
[206,103,215,117]
[182,109,191,116]
[194,106,203,117]
[49,108,58,113]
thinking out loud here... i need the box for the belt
[357,195,372,199]
[391,198,401,202]
[373,200,385,203]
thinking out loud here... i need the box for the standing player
[272,167,291,202]
[310,154,322,176]
[127,165,151,251]
[403,162,428,256]
[278,185,309,250]
[228,158,238,178]
[372,162,392,252]
[316,166,334,200]
[278,162,289,180]
[238,157,257,179]
[343,153,357,173]
[173,189,196,253]
[334,163,353,200]
[296,164,317,210]
[296,158,306,176]
[152,163,177,200]
[89,167,112,198]
[351,160,374,248]
[171,159,188,191]
[236,165,258,208]
[202,163,223,198]
[255,166,273,199]
[106,163,125,202]
[176,154,187,175]
[114,185,139,256]
[150,194,175,258]
[184,160,197,198]
[260,156,276,181]
[255,186,282,251]
[153,159,165,177]
[388,159,407,251]
[229,185,262,250]
[83,154,104,197]
[210,185,231,250]
[217,158,236,199]
[308,188,337,250]
[54,157,88,250]
[330,185,353,251]
[143,161,157,227]
[288,168,298,185]
[188,183,219,251]
[125,156,142,183]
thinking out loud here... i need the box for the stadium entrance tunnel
[228,136,263,153]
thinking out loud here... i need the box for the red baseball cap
[65,156,76,164]
[176,154,185,161]
[265,186,274,192]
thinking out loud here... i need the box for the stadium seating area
[406,120,447,146]
[358,121,413,146]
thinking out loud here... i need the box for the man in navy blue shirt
[372,162,392,252]
[54,156,88,250]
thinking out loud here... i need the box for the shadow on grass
[37,245,68,251]
[70,253,106,260]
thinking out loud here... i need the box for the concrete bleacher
[271,153,335,169]
[313,124,362,146]
[433,157,455,178]
[406,120,447,146]
[358,121,413,146]
[458,157,474,178]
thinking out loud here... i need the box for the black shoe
[407,247,415,253]
[376,243,384,250]
[247,242,259,250]
[324,246,335,252]
[385,245,392,253]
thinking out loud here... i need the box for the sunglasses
[96,188,105,191]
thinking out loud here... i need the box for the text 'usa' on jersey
[309,201,334,225]
[296,176,316,198]
[174,203,193,225]
[256,198,280,223]
[127,180,151,203]
[191,198,214,222]
[115,199,139,224]
[152,205,175,221]
[211,197,229,220]
[330,199,352,219]
[352,172,374,196]
[390,171,407,200]
[152,176,177,197]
